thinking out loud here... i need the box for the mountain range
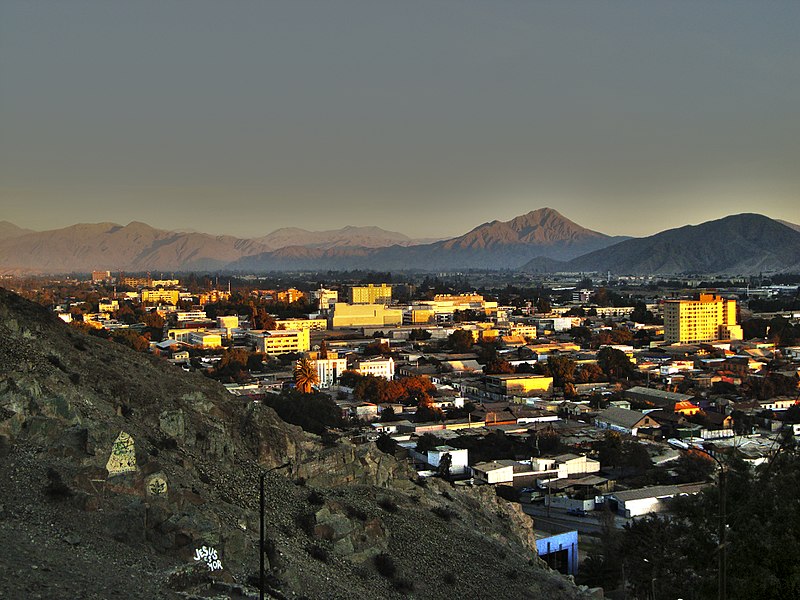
[0,210,798,275]
[521,214,800,276]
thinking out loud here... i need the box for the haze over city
[1,1,798,239]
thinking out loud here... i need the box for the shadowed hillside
[0,288,587,599]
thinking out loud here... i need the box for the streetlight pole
[260,462,290,600]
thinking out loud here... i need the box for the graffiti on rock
[106,431,137,475]
[193,545,223,571]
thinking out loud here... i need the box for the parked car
[567,507,588,517]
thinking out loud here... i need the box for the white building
[427,446,469,475]
[313,352,348,388]
[354,357,395,380]
[610,483,706,518]
[471,460,515,484]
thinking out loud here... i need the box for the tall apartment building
[664,294,743,344]
[349,284,392,305]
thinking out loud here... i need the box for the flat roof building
[664,294,743,344]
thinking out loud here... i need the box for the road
[521,502,628,535]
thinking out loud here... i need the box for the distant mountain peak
[548,212,800,276]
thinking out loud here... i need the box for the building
[625,386,694,409]
[118,275,151,288]
[426,446,469,475]
[274,318,327,332]
[312,288,339,311]
[536,530,579,576]
[188,331,222,348]
[349,283,392,305]
[595,407,661,437]
[198,290,231,306]
[485,374,554,399]
[329,303,403,328]
[98,299,119,313]
[150,279,180,288]
[141,289,180,305]
[609,483,707,518]
[276,288,305,304]
[91,270,112,283]
[308,351,348,388]
[471,461,515,484]
[664,294,743,344]
[217,315,239,338]
[354,357,395,380]
[248,329,310,356]
[175,310,208,322]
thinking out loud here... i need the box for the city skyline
[2,1,798,238]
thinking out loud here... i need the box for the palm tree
[293,357,318,394]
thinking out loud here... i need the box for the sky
[1,1,798,239]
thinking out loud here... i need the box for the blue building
[535,530,579,575]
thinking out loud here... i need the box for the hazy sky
[1,1,798,239]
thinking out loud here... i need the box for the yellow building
[198,290,231,306]
[189,331,222,348]
[141,289,180,305]
[485,374,554,398]
[349,284,392,305]
[277,288,305,304]
[248,329,310,356]
[330,303,403,328]
[403,308,435,325]
[664,294,743,344]
[274,318,327,332]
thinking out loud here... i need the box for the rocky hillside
[0,288,588,599]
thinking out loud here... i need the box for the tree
[214,348,251,382]
[576,363,605,383]
[380,406,401,422]
[597,431,623,468]
[598,347,634,379]
[630,301,656,325]
[535,297,551,313]
[437,453,452,478]
[415,433,440,453]
[620,440,652,472]
[483,359,514,374]
[448,329,474,353]
[293,357,319,393]
[408,328,432,341]
[111,329,150,352]
[544,355,576,388]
